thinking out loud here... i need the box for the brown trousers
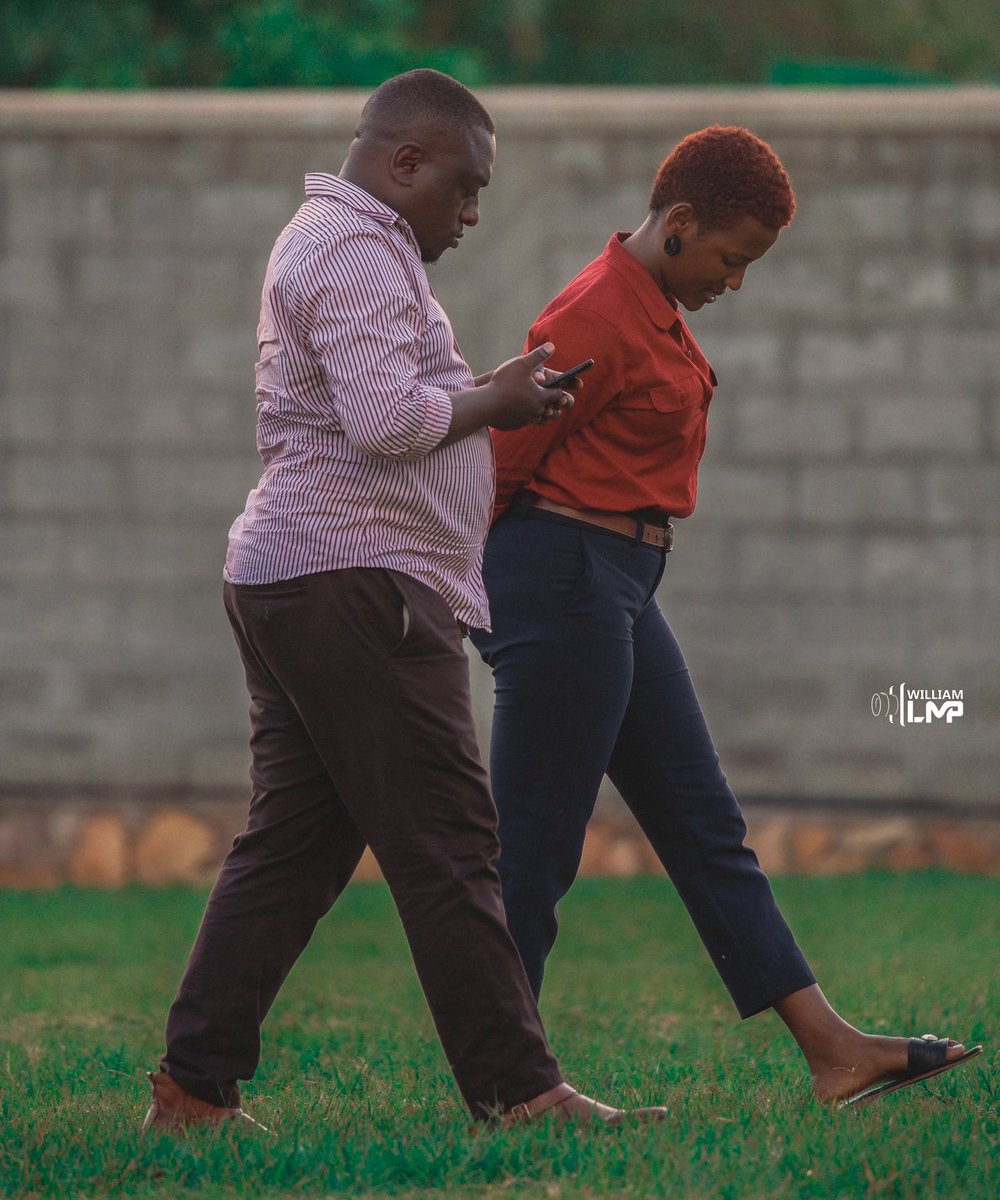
[161,568,562,1117]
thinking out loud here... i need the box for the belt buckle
[663,522,674,553]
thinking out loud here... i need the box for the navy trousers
[470,509,816,1016]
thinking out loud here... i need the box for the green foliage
[1,0,998,88]
[0,873,996,1198]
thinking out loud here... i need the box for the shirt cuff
[408,387,454,456]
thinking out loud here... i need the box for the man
[142,70,667,1131]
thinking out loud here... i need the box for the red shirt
[492,233,716,522]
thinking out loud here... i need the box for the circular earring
[664,235,681,257]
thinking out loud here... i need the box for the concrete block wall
[0,89,997,841]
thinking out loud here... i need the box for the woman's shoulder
[538,255,634,333]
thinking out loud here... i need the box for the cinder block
[855,258,958,313]
[973,261,1000,310]
[9,454,120,513]
[0,253,62,309]
[180,328,256,388]
[116,588,234,666]
[237,137,327,186]
[0,668,52,707]
[737,531,858,594]
[0,139,59,181]
[806,185,914,241]
[0,522,63,577]
[4,186,81,247]
[66,522,223,585]
[170,254,248,324]
[926,464,1000,526]
[860,394,980,456]
[985,535,1000,595]
[798,463,919,526]
[131,390,257,450]
[795,331,907,389]
[917,182,966,242]
[915,329,999,386]
[733,395,853,460]
[688,332,784,389]
[870,137,918,170]
[801,751,908,801]
[187,739,252,789]
[189,185,300,247]
[742,251,851,315]
[126,452,259,517]
[0,724,100,784]
[692,463,793,525]
[123,185,187,243]
[924,135,999,178]
[657,526,730,597]
[860,534,977,594]
[2,389,66,445]
[77,251,176,303]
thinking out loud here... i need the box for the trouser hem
[733,967,819,1020]
[161,1060,242,1108]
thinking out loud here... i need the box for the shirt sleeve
[492,306,625,519]
[285,231,453,460]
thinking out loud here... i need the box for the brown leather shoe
[140,1070,269,1134]
[500,1081,668,1128]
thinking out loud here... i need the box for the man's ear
[389,142,425,187]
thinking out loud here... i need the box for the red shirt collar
[603,232,681,333]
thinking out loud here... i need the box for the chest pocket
[643,373,704,413]
[612,372,706,452]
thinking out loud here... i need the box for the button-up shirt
[492,233,716,522]
[225,174,494,627]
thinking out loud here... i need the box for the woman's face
[664,213,780,311]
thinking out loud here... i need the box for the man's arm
[289,233,570,458]
[437,346,573,448]
[290,232,455,459]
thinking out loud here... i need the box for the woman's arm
[492,307,624,517]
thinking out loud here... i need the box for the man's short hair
[357,69,495,142]
[650,125,795,232]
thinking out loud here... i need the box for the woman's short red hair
[650,125,795,231]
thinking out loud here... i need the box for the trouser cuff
[161,1059,242,1108]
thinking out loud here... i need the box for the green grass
[0,872,996,1199]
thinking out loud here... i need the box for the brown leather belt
[531,496,674,551]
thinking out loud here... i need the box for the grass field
[0,872,996,1199]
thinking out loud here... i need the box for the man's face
[667,214,780,311]
[397,126,496,263]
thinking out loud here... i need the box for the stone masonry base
[0,791,996,888]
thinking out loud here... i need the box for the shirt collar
[603,232,681,332]
[304,172,415,238]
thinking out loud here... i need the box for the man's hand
[441,343,576,446]
[486,344,576,429]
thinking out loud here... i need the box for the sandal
[838,1034,983,1109]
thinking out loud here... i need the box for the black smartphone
[542,358,595,389]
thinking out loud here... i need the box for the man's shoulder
[275,204,414,287]
[285,196,382,249]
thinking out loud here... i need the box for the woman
[471,126,980,1108]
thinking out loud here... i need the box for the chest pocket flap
[642,372,703,413]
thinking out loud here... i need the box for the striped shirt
[225,173,494,627]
